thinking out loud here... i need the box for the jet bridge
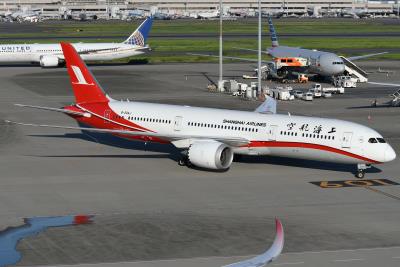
[340,56,368,83]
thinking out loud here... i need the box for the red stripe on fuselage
[64,103,169,144]
[76,102,153,132]
[246,141,381,164]
[63,105,380,163]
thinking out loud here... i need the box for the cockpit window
[377,138,386,143]
[333,62,344,65]
[368,138,378,143]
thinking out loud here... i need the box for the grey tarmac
[0,62,399,267]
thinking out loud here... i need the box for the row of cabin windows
[36,49,102,53]
[37,50,61,52]
[128,116,171,124]
[281,131,335,140]
[188,122,259,132]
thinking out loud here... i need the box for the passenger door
[268,125,278,141]
[104,109,111,123]
[174,116,183,131]
[341,132,353,148]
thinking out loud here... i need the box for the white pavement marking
[284,246,400,255]
[333,258,364,262]
[273,262,304,266]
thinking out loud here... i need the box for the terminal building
[0,0,396,18]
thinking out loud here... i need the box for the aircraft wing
[232,47,270,55]
[222,219,284,267]
[347,52,387,61]
[5,120,250,147]
[188,53,273,64]
[255,97,277,114]
[14,104,90,117]
[368,81,400,87]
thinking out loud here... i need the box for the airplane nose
[339,64,345,74]
[384,145,396,162]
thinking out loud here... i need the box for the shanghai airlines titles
[9,43,396,178]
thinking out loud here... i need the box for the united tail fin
[267,16,279,47]
[123,16,153,47]
[60,42,109,104]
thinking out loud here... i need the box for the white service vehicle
[334,75,357,88]
[309,88,322,98]
[293,90,303,99]
[302,92,314,101]
[269,87,294,101]
[10,43,396,179]
[313,83,345,94]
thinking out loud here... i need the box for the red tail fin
[61,42,108,104]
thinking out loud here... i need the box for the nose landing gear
[356,164,371,179]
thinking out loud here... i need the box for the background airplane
[7,42,396,178]
[192,16,386,80]
[0,16,153,67]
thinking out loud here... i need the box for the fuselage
[0,43,145,63]
[268,46,345,76]
[67,100,396,165]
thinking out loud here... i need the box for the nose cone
[336,60,345,74]
[319,54,345,76]
[384,145,396,162]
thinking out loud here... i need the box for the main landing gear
[178,151,191,167]
[178,156,188,166]
[356,164,371,179]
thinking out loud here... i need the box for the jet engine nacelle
[188,141,234,170]
[39,55,60,67]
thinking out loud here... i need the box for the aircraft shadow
[347,105,392,109]
[28,131,181,161]
[28,132,381,175]
[235,155,382,175]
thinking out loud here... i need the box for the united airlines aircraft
[0,17,152,67]
[8,43,396,178]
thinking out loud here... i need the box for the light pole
[258,0,262,97]
[218,0,223,91]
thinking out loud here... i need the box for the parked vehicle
[312,83,345,94]
[334,75,357,88]
[302,92,314,101]
[269,87,294,101]
[323,92,332,98]
[293,90,303,98]
[309,88,322,98]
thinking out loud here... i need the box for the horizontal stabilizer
[14,104,90,117]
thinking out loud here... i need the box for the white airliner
[8,43,396,178]
[0,17,152,67]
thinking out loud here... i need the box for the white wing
[5,120,249,147]
[255,97,277,114]
[223,219,285,267]
[222,219,284,267]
